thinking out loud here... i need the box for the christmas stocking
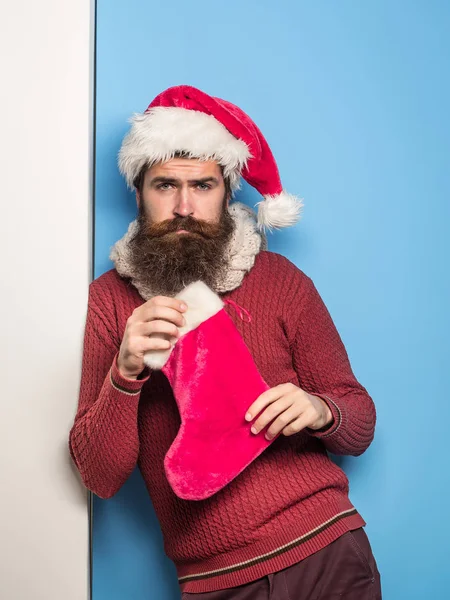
[143,281,275,501]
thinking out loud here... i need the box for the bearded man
[69,85,381,599]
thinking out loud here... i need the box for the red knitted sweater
[69,251,376,594]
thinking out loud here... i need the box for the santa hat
[118,85,303,231]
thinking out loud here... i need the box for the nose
[173,187,194,218]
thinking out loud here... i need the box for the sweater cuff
[306,394,342,439]
[110,352,151,395]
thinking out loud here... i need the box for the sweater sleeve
[68,283,150,499]
[291,275,376,456]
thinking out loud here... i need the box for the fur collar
[109,202,267,300]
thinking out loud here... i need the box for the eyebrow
[149,176,220,186]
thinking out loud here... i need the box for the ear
[225,183,231,208]
[136,189,141,209]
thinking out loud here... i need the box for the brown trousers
[182,528,382,600]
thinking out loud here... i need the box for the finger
[281,410,315,437]
[144,320,181,339]
[245,384,293,422]
[127,334,172,357]
[141,336,173,352]
[250,396,295,435]
[133,297,187,323]
[265,405,305,440]
[151,296,188,312]
[144,306,186,328]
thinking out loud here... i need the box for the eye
[157,183,173,190]
[197,183,211,190]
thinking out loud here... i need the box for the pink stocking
[144,281,274,501]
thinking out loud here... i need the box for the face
[137,158,228,226]
[126,157,236,297]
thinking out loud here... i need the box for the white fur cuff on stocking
[143,281,224,370]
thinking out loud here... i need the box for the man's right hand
[117,296,187,379]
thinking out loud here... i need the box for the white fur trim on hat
[143,281,224,370]
[256,191,304,232]
[119,106,252,191]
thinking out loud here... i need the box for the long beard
[125,203,236,297]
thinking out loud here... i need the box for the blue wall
[94,1,450,598]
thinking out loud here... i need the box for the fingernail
[180,303,187,311]
[251,427,258,434]
[245,413,252,421]
[265,434,272,441]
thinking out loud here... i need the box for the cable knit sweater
[68,251,376,594]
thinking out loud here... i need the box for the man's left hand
[245,384,333,440]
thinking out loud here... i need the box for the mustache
[144,216,223,239]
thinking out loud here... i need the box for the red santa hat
[118,85,303,231]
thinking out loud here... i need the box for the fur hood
[109,202,267,300]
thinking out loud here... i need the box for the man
[69,85,381,599]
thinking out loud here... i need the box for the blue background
[94,1,450,598]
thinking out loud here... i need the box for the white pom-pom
[256,191,304,232]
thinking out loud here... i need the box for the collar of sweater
[109,202,267,300]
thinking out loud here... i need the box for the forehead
[146,158,223,180]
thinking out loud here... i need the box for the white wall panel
[0,1,93,598]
